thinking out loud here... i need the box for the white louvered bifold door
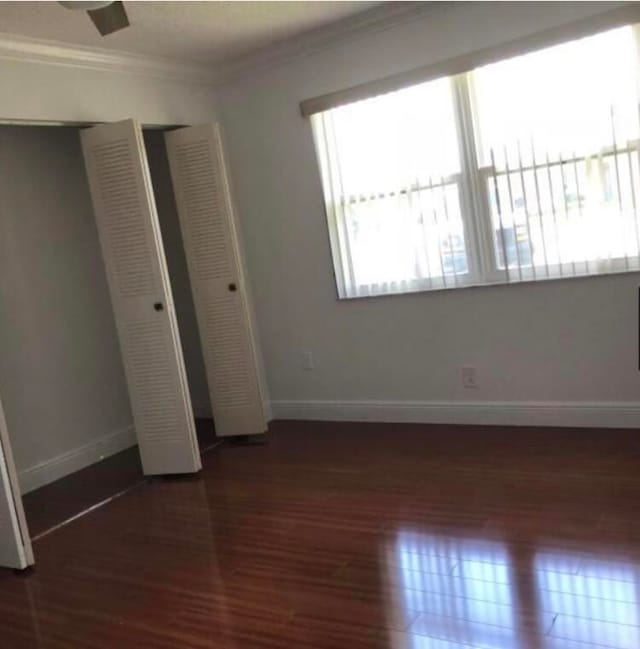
[165,124,267,437]
[0,397,33,569]
[81,120,201,475]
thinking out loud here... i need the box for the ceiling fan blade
[87,1,129,36]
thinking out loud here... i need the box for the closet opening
[143,128,217,452]
[0,123,145,538]
[0,122,218,547]
[0,117,267,569]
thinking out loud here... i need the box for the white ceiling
[0,1,383,65]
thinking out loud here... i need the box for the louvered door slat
[81,120,201,475]
[165,124,266,437]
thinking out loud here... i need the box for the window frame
[312,26,640,300]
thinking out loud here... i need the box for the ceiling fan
[59,1,130,36]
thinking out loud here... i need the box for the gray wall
[0,51,218,127]
[218,1,640,426]
[0,126,134,492]
[144,130,212,418]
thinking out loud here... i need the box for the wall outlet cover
[462,365,477,388]
[302,350,314,370]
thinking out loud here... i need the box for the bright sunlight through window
[312,26,640,298]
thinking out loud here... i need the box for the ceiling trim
[0,2,446,87]
[213,1,449,85]
[0,31,216,84]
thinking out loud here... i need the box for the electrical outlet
[462,365,477,388]
[302,351,314,371]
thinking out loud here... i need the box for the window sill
[337,263,640,301]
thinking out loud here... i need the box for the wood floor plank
[1,420,640,648]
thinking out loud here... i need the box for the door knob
[154,302,164,311]
[228,283,237,292]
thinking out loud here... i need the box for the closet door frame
[0,396,33,570]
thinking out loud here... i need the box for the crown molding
[0,3,450,88]
[0,31,216,84]
[211,1,453,86]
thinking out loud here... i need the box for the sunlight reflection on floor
[390,530,640,649]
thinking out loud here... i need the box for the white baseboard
[18,425,137,495]
[270,399,640,429]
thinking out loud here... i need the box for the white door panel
[81,120,201,474]
[165,124,266,437]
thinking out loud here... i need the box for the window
[312,25,640,298]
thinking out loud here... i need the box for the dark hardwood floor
[22,417,217,538]
[2,420,640,648]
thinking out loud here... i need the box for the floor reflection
[391,531,640,649]
[393,531,519,648]
[538,553,640,649]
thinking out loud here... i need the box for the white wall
[144,130,212,418]
[0,54,217,126]
[0,126,134,493]
[218,1,640,427]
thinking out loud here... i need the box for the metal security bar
[483,140,640,283]
[338,174,471,295]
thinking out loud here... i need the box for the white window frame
[424,72,518,290]
[450,71,640,290]
[313,26,640,299]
